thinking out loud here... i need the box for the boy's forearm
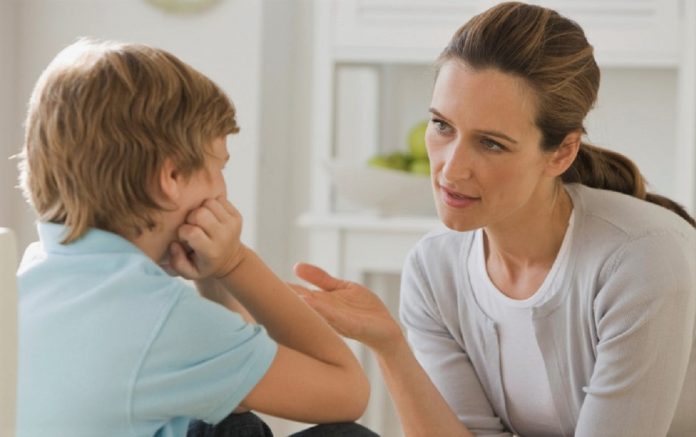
[218,248,359,369]
[194,277,255,323]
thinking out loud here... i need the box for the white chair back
[0,228,18,436]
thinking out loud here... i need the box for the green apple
[368,152,412,171]
[409,159,430,176]
[408,120,429,160]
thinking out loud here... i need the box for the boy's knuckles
[191,209,212,225]
[185,227,207,243]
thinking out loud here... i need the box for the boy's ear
[545,131,581,177]
[159,158,183,203]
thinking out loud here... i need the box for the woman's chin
[436,209,482,233]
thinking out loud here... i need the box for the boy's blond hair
[19,39,239,243]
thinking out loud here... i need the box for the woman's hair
[19,39,240,243]
[438,2,694,226]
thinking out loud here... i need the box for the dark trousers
[187,412,379,437]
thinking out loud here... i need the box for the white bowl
[326,161,437,216]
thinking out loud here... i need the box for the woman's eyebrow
[429,108,519,144]
[475,129,518,144]
[428,108,450,122]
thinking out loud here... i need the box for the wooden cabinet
[331,0,682,66]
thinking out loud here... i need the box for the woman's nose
[441,141,473,181]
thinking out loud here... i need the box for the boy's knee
[290,422,379,437]
[188,412,273,437]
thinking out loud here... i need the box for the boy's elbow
[342,368,371,421]
[355,375,371,419]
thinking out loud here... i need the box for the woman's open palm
[291,263,402,352]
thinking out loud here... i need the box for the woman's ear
[158,158,182,205]
[545,131,581,177]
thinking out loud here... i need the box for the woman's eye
[481,138,505,152]
[431,118,452,135]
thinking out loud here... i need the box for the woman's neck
[483,185,573,298]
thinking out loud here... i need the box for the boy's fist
[168,197,246,280]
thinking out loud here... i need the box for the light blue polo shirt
[17,222,277,437]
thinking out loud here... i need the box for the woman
[293,2,696,436]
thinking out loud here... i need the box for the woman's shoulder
[567,184,694,287]
[567,183,694,241]
[410,226,476,260]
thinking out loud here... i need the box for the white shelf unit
[301,1,695,435]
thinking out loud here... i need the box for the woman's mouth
[440,186,480,208]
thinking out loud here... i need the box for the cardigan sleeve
[400,247,513,436]
[575,231,696,436]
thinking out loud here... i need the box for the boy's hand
[168,197,246,280]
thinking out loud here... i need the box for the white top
[468,213,575,436]
[400,184,696,436]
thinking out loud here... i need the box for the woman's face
[427,61,557,232]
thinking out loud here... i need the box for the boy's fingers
[220,197,241,218]
[293,262,349,292]
[159,260,178,277]
[168,241,200,279]
[203,198,229,223]
[186,208,221,238]
[178,224,212,253]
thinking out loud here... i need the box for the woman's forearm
[376,336,474,437]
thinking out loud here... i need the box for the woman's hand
[293,263,474,436]
[291,262,404,353]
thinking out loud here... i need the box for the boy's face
[179,135,229,216]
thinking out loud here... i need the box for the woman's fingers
[286,280,351,335]
[287,282,314,298]
[293,262,350,292]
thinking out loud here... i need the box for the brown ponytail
[563,144,695,226]
[438,2,695,227]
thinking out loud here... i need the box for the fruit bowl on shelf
[326,161,437,216]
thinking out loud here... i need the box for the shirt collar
[37,222,142,256]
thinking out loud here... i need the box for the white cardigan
[400,184,695,436]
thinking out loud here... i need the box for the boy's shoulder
[18,223,190,302]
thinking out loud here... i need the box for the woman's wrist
[371,326,410,360]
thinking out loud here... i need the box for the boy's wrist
[194,277,225,301]
[215,243,250,279]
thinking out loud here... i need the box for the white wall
[256,0,317,430]
[9,0,264,252]
[256,0,313,280]
[0,0,22,239]
[585,68,678,196]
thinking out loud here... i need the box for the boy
[17,39,373,436]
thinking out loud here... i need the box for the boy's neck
[128,227,174,264]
